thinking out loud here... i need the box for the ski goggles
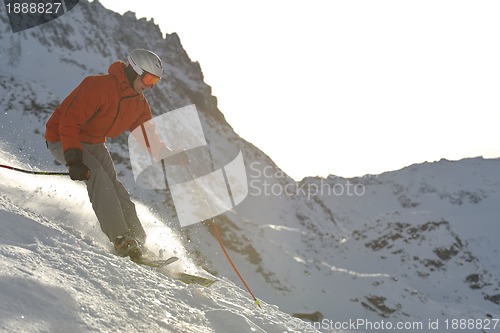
[140,71,160,87]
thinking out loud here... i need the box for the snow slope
[0,149,314,333]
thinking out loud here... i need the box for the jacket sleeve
[59,77,106,152]
[129,103,168,160]
[129,101,153,134]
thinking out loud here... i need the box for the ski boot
[114,235,143,260]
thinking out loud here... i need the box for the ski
[132,256,217,287]
[133,256,179,268]
[178,272,217,287]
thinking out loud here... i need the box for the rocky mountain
[0,1,499,330]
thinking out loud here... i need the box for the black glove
[64,149,91,180]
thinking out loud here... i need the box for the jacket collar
[108,61,139,96]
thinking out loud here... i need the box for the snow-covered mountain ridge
[232,157,499,326]
[0,0,499,331]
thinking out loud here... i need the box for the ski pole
[212,218,261,308]
[0,164,69,176]
[185,166,261,308]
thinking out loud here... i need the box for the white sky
[99,0,500,180]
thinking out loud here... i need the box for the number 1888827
[6,2,62,14]
[444,318,499,330]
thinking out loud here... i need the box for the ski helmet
[127,49,163,81]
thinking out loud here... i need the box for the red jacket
[45,62,152,152]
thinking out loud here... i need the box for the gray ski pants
[47,141,146,244]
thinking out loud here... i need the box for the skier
[45,49,189,260]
